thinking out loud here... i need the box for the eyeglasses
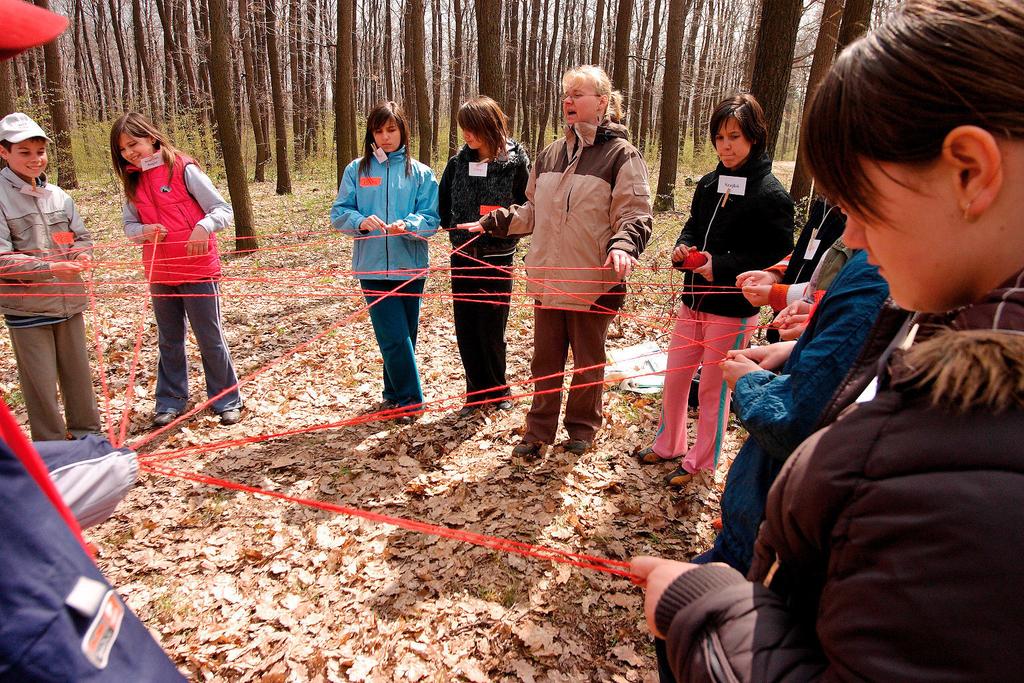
[562,92,599,102]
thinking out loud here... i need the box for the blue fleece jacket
[696,250,889,573]
[330,146,440,281]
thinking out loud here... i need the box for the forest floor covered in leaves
[0,171,764,682]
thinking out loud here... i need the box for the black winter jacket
[676,155,794,318]
[439,139,530,257]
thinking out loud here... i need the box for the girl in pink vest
[110,113,242,428]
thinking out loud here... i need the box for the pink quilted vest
[129,154,221,284]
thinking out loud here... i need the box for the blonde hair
[562,65,625,124]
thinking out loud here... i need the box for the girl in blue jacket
[330,101,440,419]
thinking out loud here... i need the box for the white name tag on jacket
[804,238,822,259]
[140,153,164,171]
[468,162,488,178]
[19,183,50,198]
[373,146,388,163]
[717,175,747,196]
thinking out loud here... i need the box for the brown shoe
[563,439,591,455]
[512,440,546,458]
[634,446,668,465]
[664,465,695,488]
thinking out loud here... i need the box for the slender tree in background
[239,0,270,181]
[264,0,292,194]
[637,0,664,152]
[409,0,432,165]
[836,0,874,52]
[0,61,14,118]
[34,0,77,189]
[790,0,843,203]
[654,0,687,211]
[590,0,605,63]
[748,0,802,157]
[475,0,505,110]
[336,0,357,185]
[611,0,633,111]
[448,0,465,158]
[207,0,258,252]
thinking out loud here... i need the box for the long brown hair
[456,96,509,160]
[802,0,1024,221]
[109,112,180,202]
[359,101,412,177]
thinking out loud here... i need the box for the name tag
[480,204,501,216]
[359,176,383,188]
[373,147,388,163]
[717,175,747,196]
[52,231,75,245]
[468,162,488,178]
[855,377,878,404]
[19,183,49,198]
[140,153,164,171]
[804,238,822,260]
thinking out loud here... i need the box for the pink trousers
[652,304,754,473]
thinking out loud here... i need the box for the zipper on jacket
[702,632,737,683]
[384,157,390,276]
[32,190,71,318]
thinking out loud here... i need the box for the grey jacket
[0,167,93,317]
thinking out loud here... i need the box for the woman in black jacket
[633,1,1024,679]
[637,94,793,489]
[438,96,530,417]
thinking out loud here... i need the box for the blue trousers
[150,281,242,414]
[361,278,425,407]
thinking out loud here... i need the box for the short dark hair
[803,0,1024,221]
[709,94,767,161]
[1,136,47,151]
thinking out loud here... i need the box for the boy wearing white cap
[0,112,100,440]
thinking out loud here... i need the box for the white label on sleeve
[140,153,164,171]
[804,238,822,260]
[468,162,488,178]
[373,146,388,163]
[717,175,747,196]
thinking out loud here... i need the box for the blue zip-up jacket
[330,146,440,281]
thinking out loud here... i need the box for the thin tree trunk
[790,0,842,202]
[336,0,357,185]
[448,0,464,158]
[288,0,304,164]
[35,0,78,189]
[384,0,394,100]
[612,0,633,105]
[108,0,133,106]
[690,0,713,154]
[638,0,663,152]
[239,0,270,180]
[591,0,606,63]
[505,0,520,131]
[264,0,292,193]
[475,0,504,108]
[207,0,258,253]
[678,0,703,154]
[431,2,442,153]
[0,62,15,118]
[654,0,687,210]
[836,0,873,53]
[629,0,650,142]
[523,0,540,147]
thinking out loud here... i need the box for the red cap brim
[0,0,68,61]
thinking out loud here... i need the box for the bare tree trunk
[264,0,292,194]
[748,0,802,157]
[35,0,78,189]
[207,0,258,253]
[591,0,606,63]
[336,0,358,186]
[475,0,504,109]
[690,0,712,154]
[107,0,134,106]
[535,0,561,152]
[638,0,663,152]
[408,0,432,164]
[523,0,541,148]
[679,0,703,154]
[836,0,873,53]
[790,0,843,202]
[132,0,157,113]
[402,2,417,125]
[384,0,395,100]
[654,0,687,210]
[431,2,442,153]
[505,0,520,131]
[288,0,304,165]
[0,62,15,118]
[612,0,633,106]
[448,0,464,157]
[532,0,550,151]
[239,0,270,180]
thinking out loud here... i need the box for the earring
[962,200,973,222]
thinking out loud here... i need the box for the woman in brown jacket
[466,65,652,457]
[632,1,1024,680]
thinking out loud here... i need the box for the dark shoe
[512,440,546,458]
[664,465,695,488]
[563,439,591,455]
[456,404,479,418]
[634,446,668,465]
[218,409,242,425]
[151,411,180,428]
[375,399,400,413]
[494,399,514,411]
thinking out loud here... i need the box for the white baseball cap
[0,112,51,144]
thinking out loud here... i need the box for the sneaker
[218,409,242,425]
[151,411,180,428]
[494,399,514,411]
[512,440,546,458]
[563,439,591,455]
[456,404,479,418]
[664,465,695,488]
[634,446,668,465]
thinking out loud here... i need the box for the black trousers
[451,251,514,404]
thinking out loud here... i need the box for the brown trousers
[524,287,624,444]
[8,313,101,441]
